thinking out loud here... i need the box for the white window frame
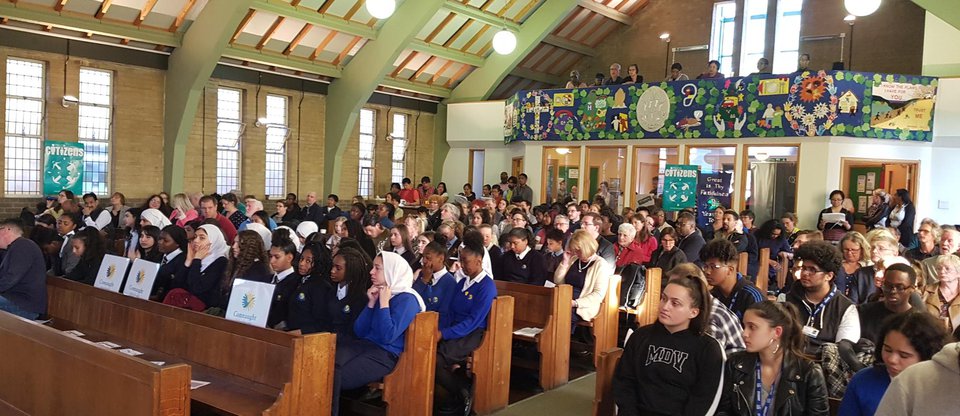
[358,108,375,197]
[772,0,804,74]
[264,94,288,199]
[4,58,45,196]
[709,1,738,77]
[216,87,243,195]
[739,0,769,75]
[390,113,407,185]
[78,67,113,196]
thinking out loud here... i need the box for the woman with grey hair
[864,189,891,229]
[614,222,644,271]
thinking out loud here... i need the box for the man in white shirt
[81,193,111,231]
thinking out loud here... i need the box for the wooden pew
[592,348,624,416]
[0,310,191,416]
[379,311,440,416]
[756,247,771,294]
[634,268,662,327]
[738,252,749,276]
[470,296,515,415]
[577,275,621,367]
[495,281,572,390]
[45,277,335,416]
[777,254,791,292]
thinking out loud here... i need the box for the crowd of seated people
[3,169,960,415]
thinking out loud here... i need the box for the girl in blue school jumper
[412,241,458,318]
[435,238,497,414]
[332,251,425,416]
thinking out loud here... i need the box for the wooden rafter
[496,0,519,17]
[390,51,419,78]
[256,16,285,50]
[318,0,335,14]
[512,0,539,22]
[558,54,581,76]
[284,23,313,55]
[459,24,489,53]
[623,0,650,15]
[134,0,158,26]
[494,76,522,96]
[309,30,339,61]
[444,63,471,88]
[291,0,302,6]
[332,35,362,66]
[94,0,112,19]
[565,10,596,42]
[424,12,455,43]
[410,56,436,81]
[442,19,472,47]
[230,9,257,44]
[342,0,364,21]
[168,0,198,32]
[54,0,68,12]
[589,19,618,47]
[480,0,495,12]
[553,7,583,35]
[477,40,492,57]
[528,45,559,72]
[428,60,454,85]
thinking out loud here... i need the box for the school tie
[161,256,169,266]
[272,274,279,284]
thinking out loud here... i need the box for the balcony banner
[43,140,85,196]
[504,71,936,144]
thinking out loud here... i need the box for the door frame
[839,157,920,205]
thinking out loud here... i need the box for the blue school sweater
[412,269,458,319]
[353,292,420,356]
[440,273,497,340]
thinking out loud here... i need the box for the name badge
[521,264,527,269]
[802,325,820,338]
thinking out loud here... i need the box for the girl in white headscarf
[275,226,302,253]
[162,224,229,311]
[244,222,273,252]
[140,208,172,229]
[296,221,320,247]
[331,251,425,416]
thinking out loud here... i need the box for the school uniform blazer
[56,233,80,276]
[153,252,188,299]
[268,274,302,328]
[554,254,614,321]
[186,257,228,309]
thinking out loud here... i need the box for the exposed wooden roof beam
[230,9,256,44]
[134,0,158,26]
[94,0,112,19]
[577,0,631,24]
[54,0,68,12]
[543,34,595,56]
[390,51,419,78]
[169,0,198,32]
[251,0,377,39]
[410,56,436,81]
[332,36,362,66]
[309,30,338,60]
[442,0,520,32]
[283,23,312,55]
[256,16,285,49]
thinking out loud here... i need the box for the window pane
[217,88,242,194]
[773,0,804,74]
[634,147,679,207]
[391,113,407,184]
[710,1,738,77]
[543,147,582,204]
[5,58,44,196]
[739,0,769,74]
[358,109,375,196]
[78,68,112,195]
[745,146,798,225]
[586,147,627,212]
[264,94,287,198]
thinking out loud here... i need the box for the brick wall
[0,45,438,213]
[573,0,924,85]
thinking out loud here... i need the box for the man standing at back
[0,219,47,319]
[512,173,534,205]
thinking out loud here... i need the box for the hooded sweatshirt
[875,342,960,416]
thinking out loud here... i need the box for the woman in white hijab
[331,251,425,416]
[296,221,320,247]
[275,226,302,252]
[162,224,229,311]
[244,222,272,252]
[140,208,172,229]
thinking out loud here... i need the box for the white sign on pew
[225,279,276,328]
[94,254,130,293]
[122,259,160,300]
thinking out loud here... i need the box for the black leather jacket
[716,352,829,416]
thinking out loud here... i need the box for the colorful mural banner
[504,71,937,144]
[43,140,85,196]
[662,164,699,211]
[696,172,733,229]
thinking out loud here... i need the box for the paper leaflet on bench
[513,327,544,337]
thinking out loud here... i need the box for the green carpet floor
[491,373,597,416]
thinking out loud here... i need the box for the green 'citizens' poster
[662,164,698,211]
[43,141,84,196]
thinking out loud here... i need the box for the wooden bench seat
[375,311,439,416]
[592,348,623,416]
[0,310,191,416]
[495,281,572,390]
[45,277,335,416]
[625,267,662,327]
[469,295,515,414]
[576,275,621,367]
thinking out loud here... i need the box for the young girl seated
[390,224,417,268]
[613,272,724,415]
[332,251,424,416]
[153,225,189,300]
[162,224,229,311]
[412,241,458,314]
[136,225,164,263]
[65,227,106,286]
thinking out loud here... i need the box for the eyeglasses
[881,284,913,293]
[800,266,825,275]
[701,262,727,271]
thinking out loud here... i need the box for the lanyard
[807,287,837,326]
[755,360,777,416]
[727,290,739,312]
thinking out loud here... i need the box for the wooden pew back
[584,275,621,367]
[756,247,771,294]
[592,348,624,416]
[471,296,515,415]
[382,311,439,416]
[777,255,790,291]
[0,311,191,416]
[494,281,572,390]
[45,277,334,416]
[634,268,662,327]
[738,252,749,276]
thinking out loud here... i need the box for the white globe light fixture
[492,29,517,55]
[366,0,396,20]
[844,0,881,17]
